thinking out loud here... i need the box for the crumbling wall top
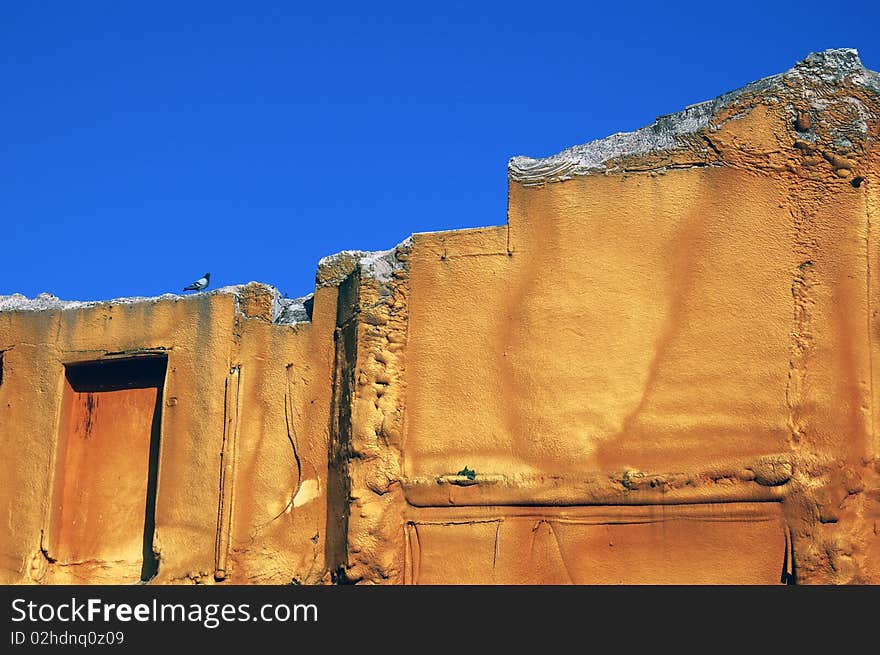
[0,283,315,326]
[508,48,879,186]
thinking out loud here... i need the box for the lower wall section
[405,503,789,584]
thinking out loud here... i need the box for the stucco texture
[2,49,879,584]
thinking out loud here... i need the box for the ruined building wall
[0,284,339,584]
[1,48,879,584]
[342,49,880,584]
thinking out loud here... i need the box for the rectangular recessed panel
[48,357,166,584]
[406,503,788,585]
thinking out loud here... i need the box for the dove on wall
[183,273,211,292]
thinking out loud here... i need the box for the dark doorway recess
[61,356,167,583]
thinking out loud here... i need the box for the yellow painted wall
[2,49,879,584]
[0,284,337,584]
[390,51,880,584]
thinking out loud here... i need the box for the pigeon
[183,272,210,292]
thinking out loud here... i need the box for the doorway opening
[50,356,167,583]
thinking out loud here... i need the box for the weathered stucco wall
[0,284,337,584]
[356,48,880,584]
[1,48,879,584]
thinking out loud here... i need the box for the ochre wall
[225,287,337,584]
[390,53,880,584]
[0,284,338,584]
[2,49,879,584]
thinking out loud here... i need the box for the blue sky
[2,1,878,300]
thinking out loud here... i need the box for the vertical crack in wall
[250,364,305,530]
[249,363,308,540]
[325,270,359,583]
[285,364,303,498]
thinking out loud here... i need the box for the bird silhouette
[183,273,210,292]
